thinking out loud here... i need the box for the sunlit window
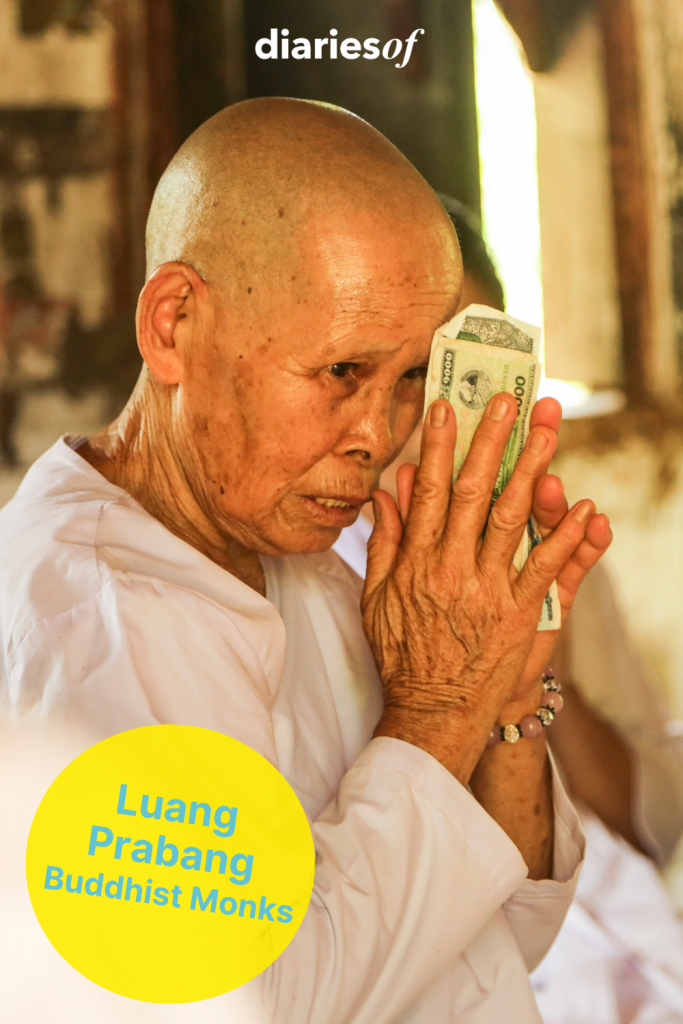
[472,0,618,417]
[472,0,542,328]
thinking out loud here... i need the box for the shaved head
[145,98,458,306]
[87,97,462,591]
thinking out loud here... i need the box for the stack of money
[424,304,560,631]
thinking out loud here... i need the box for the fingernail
[372,498,381,522]
[430,401,448,427]
[529,431,548,454]
[573,500,593,523]
[489,396,508,422]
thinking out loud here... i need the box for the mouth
[298,493,370,525]
[312,497,356,508]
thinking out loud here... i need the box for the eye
[328,362,358,379]
[402,365,428,381]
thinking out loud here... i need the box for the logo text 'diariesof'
[255,29,425,69]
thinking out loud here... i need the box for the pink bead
[543,692,564,713]
[487,729,502,747]
[520,714,543,738]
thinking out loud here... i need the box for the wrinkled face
[178,207,462,555]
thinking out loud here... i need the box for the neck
[80,372,266,596]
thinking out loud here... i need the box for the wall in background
[0,2,114,329]
[244,0,481,214]
[556,426,683,719]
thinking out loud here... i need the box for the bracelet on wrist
[486,667,563,747]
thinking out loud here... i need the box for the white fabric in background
[0,438,585,1024]
[334,511,373,578]
[532,810,683,1024]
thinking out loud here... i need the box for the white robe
[0,438,584,1023]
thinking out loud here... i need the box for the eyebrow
[314,340,429,363]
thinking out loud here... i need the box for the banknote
[424,304,560,630]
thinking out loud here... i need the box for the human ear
[135,262,207,385]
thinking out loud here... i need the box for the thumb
[362,490,402,608]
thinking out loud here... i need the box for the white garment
[532,811,683,1024]
[334,516,683,1024]
[0,438,584,1024]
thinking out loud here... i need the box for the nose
[335,384,398,466]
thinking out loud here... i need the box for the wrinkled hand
[361,393,611,781]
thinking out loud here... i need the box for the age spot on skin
[534,802,541,816]
[247,287,253,294]
[220,485,225,495]
[279,207,285,217]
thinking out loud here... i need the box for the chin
[248,501,361,556]
[257,519,350,557]
[280,528,342,556]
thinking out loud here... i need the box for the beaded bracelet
[486,668,563,746]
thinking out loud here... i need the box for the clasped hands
[362,393,612,785]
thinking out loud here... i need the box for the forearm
[469,734,554,880]
[374,693,555,879]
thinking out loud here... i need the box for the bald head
[107,98,463,567]
[145,98,459,304]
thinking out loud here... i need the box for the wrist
[373,706,490,785]
[487,668,563,748]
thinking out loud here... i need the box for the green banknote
[424,304,560,630]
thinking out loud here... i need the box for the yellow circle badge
[25,725,315,1003]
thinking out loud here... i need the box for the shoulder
[0,466,108,668]
[0,443,284,690]
[4,511,285,732]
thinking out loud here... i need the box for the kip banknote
[424,304,560,630]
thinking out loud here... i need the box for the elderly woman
[0,99,612,1023]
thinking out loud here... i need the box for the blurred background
[1,0,683,961]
